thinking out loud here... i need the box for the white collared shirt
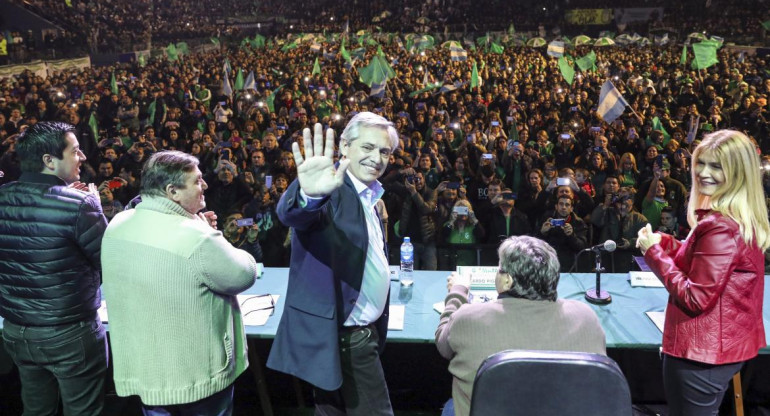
[299,172,390,326]
[343,171,390,326]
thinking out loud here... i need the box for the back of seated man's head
[497,236,560,301]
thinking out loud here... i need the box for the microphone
[582,240,617,252]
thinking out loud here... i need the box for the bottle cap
[404,237,410,242]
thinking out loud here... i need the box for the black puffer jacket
[0,173,106,326]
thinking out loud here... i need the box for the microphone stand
[585,248,612,305]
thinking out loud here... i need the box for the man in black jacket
[0,121,108,415]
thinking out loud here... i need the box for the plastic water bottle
[400,237,414,286]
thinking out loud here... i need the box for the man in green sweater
[101,151,258,415]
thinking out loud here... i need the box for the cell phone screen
[453,206,469,215]
[265,176,273,188]
[236,218,254,227]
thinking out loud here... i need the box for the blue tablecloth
[244,269,770,352]
[2,269,768,352]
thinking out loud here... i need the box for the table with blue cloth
[241,269,770,414]
[3,270,770,414]
[246,268,770,350]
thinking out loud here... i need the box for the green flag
[281,41,298,52]
[234,69,244,90]
[691,42,718,69]
[166,43,178,62]
[312,57,321,75]
[147,99,157,125]
[408,82,442,97]
[680,45,687,66]
[651,116,671,144]
[88,113,99,143]
[575,51,596,72]
[252,34,266,48]
[470,62,480,89]
[557,56,575,84]
[763,20,770,31]
[175,42,189,56]
[65,0,72,7]
[358,55,395,87]
[508,117,519,142]
[210,37,220,46]
[340,43,352,63]
[138,54,146,68]
[266,85,285,113]
[110,71,118,95]
[490,42,504,54]
[508,24,515,35]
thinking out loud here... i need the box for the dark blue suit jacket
[266,175,390,391]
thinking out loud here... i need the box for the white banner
[613,8,664,24]
[0,56,91,80]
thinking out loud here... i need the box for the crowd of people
[2,3,770,409]
[2,34,770,271]
[1,0,769,57]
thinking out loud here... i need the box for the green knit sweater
[101,196,258,406]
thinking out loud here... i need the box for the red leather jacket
[644,210,766,365]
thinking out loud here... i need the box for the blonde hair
[688,130,770,250]
[619,152,637,171]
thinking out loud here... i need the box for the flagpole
[625,105,644,123]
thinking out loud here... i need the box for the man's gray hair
[140,151,199,197]
[497,236,560,301]
[340,112,399,150]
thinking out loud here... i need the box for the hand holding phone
[550,218,565,227]
[236,218,254,227]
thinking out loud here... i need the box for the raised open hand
[292,123,350,198]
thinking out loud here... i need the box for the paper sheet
[98,300,108,323]
[97,294,279,326]
[389,265,401,281]
[433,301,445,314]
[629,272,664,288]
[388,304,405,330]
[646,311,666,332]
[238,294,280,326]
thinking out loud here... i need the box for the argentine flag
[597,80,628,123]
[450,45,468,61]
[370,80,387,98]
[547,41,565,58]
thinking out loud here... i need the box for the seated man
[435,236,606,416]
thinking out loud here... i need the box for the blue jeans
[141,384,234,416]
[2,317,108,416]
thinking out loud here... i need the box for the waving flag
[234,69,244,90]
[597,80,628,123]
[557,56,574,84]
[547,41,565,58]
[576,51,597,72]
[312,57,321,75]
[244,71,256,91]
[222,74,233,97]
